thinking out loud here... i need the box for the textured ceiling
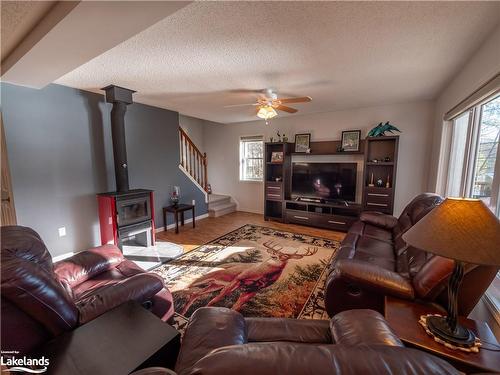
[56,1,500,123]
[1,1,56,62]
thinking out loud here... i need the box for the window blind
[444,73,500,121]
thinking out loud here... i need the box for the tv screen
[292,162,357,202]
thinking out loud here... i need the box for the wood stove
[98,189,155,248]
[97,86,155,249]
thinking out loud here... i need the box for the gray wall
[1,83,207,256]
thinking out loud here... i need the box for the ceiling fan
[225,89,312,121]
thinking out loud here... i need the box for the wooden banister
[179,127,208,192]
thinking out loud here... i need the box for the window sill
[239,179,263,183]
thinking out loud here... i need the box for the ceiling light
[257,106,277,120]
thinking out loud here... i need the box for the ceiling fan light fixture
[257,105,277,120]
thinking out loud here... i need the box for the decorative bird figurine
[368,121,401,137]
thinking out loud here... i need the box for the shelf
[365,186,393,190]
[366,162,394,166]
[291,151,364,156]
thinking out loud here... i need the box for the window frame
[239,135,264,182]
[443,92,500,322]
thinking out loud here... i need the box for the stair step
[208,194,231,206]
[208,201,236,218]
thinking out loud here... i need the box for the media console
[263,137,399,232]
[284,200,362,232]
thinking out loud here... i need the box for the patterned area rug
[152,224,339,330]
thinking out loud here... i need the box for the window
[239,136,264,181]
[446,111,472,197]
[470,96,500,212]
[444,93,500,323]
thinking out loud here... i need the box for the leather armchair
[325,193,498,316]
[1,225,174,355]
[133,307,460,375]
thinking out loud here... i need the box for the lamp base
[426,315,476,347]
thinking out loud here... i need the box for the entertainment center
[264,136,399,232]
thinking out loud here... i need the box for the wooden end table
[384,296,500,373]
[37,301,180,375]
[163,204,195,234]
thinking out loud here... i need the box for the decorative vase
[170,186,180,206]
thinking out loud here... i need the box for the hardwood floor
[156,211,346,253]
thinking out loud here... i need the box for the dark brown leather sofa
[133,307,460,375]
[1,225,174,355]
[325,193,498,317]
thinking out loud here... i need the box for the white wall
[428,23,500,193]
[204,100,435,216]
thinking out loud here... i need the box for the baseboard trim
[155,213,209,233]
[53,251,76,262]
[237,208,264,215]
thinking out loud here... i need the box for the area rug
[152,224,339,330]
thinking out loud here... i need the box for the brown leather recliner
[134,307,460,375]
[1,225,174,355]
[325,193,498,317]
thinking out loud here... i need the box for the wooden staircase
[179,127,208,193]
[179,127,236,217]
[208,194,236,217]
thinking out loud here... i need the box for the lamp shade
[257,106,277,120]
[402,198,500,266]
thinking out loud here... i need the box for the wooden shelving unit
[362,136,399,214]
[264,142,291,222]
[263,136,399,227]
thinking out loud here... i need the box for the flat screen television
[291,162,357,202]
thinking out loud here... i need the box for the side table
[384,296,500,373]
[37,301,181,375]
[163,204,195,234]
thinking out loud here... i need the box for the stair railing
[179,127,208,192]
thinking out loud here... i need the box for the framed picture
[294,133,311,153]
[271,151,284,163]
[341,130,361,152]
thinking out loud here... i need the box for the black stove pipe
[102,85,136,193]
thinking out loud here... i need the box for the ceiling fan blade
[278,96,312,104]
[276,105,298,113]
[223,103,259,108]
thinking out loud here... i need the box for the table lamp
[402,198,500,348]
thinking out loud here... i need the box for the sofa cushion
[71,259,149,300]
[180,344,460,375]
[348,221,393,243]
[54,245,125,292]
[246,317,331,343]
[76,272,165,324]
[330,309,403,347]
[175,307,247,374]
[340,235,396,271]
[360,211,399,230]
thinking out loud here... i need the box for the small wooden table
[37,301,180,375]
[384,296,500,373]
[163,204,195,234]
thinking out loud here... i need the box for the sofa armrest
[175,307,247,374]
[245,317,331,343]
[76,273,164,324]
[333,259,415,300]
[54,245,125,289]
[330,309,403,347]
[360,211,398,230]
